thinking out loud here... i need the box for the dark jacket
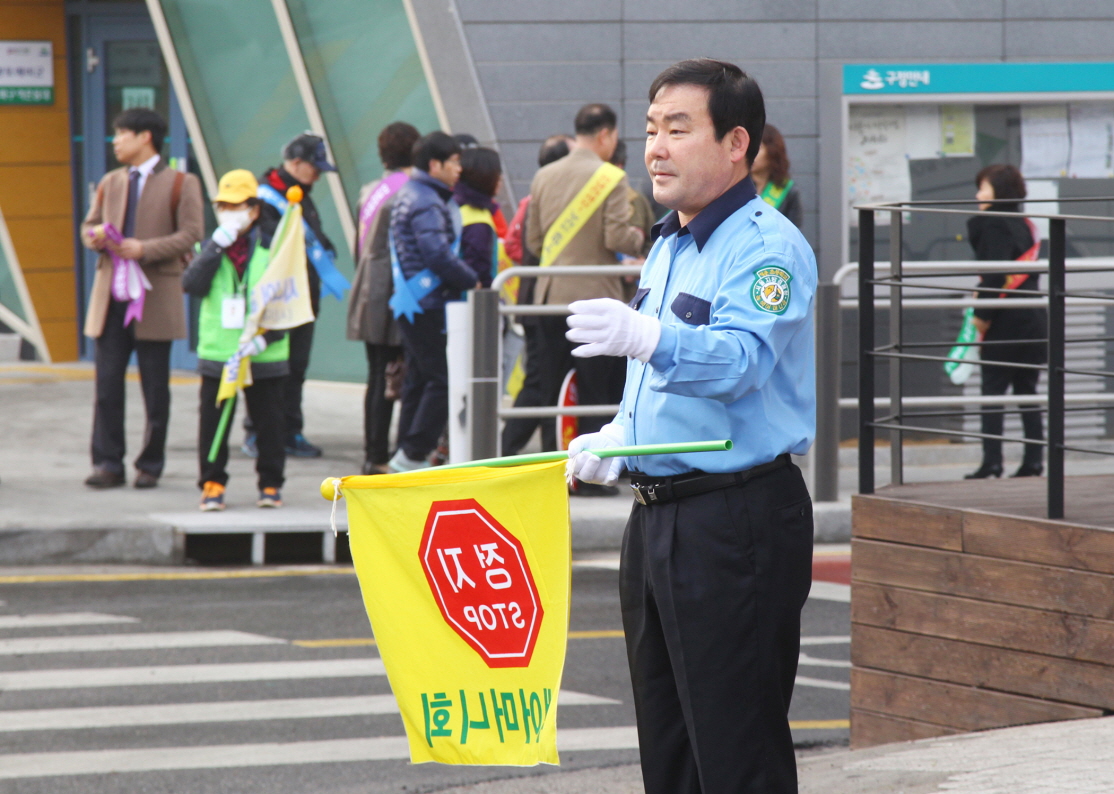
[968,211,1047,364]
[779,184,803,229]
[454,181,498,289]
[181,227,288,379]
[389,169,477,311]
[258,166,336,316]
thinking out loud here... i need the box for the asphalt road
[0,560,849,793]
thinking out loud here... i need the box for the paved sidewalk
[0,363,636,563]
[423,716,1114,793]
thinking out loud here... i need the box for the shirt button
[685,311,692,319]
[628,412,632,418]
[755,211,763,216]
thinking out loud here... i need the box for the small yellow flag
[341,460,570,765]
[215,353,251,406]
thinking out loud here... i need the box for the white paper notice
[1024,179,1059,244]
[905,105,941,159]
[1068,103,1114,178]
[1021,105,1070,178]
[848,105,911,226]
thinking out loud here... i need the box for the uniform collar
[651,176,758,251]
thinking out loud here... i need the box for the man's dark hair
[975,163,1027,204]
[453,133,480,150]
[538,135,571,167]
[574,103,618,136]
[412,131,461,172]
[610,139,627,168]
[649,58,765,164]
[113,108,167,152]
[378,122,420,170]
[459,147,502,197]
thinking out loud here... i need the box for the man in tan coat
[80,108,203,489]
[518,104,644,492]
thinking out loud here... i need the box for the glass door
[79,15,195,369]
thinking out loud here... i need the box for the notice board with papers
[822,62,1114,273]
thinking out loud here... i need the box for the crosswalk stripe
[799,635,850,645]
[0,658,385,691]
[0,613,139,630]
[0,691,621,732]
[0,727,642,778]
[0,630,283,656]
[808,581,851,602]
[798,653,852,668]
[795,675,851,691]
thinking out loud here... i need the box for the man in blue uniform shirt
[566,59,816,793]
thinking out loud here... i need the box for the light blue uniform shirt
[613,177,817,476]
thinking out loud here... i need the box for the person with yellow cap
[182,169,290,511]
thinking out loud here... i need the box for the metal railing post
[814,283,841,502]
[468,289,500,461]
[858,209,875,495]
[1047,219,1066,519]
[889,210,904,486]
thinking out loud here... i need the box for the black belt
[628,454,791,506]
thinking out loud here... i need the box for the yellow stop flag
[339,460,570,766]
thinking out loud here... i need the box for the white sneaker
[388,448,432,473]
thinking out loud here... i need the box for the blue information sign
[844,62,1114,96]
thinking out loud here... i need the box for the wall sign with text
[0,41,53,105]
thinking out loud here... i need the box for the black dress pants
[91,299,172,477]
[397,309,448,461]
[199,374,285,490]
[364,342,402,465]
[501,315,625,453]
[245,320,313,440]
[501,322,556,455]
[980,362,1043,466]
[620,463,814,794]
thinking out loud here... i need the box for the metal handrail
[491,264,642,291]
[466,264,643,461]
[855,201,1114,520]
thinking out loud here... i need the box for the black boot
[1011,461,1043,478]
[964,461,1003,479]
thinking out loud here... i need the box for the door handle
[85,47,100,74]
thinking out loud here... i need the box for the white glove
[211,223,241,249]
[237,335,267,358]
[566,422,626,486]
[566,298,661,362]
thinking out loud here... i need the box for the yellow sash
[539,162,625,267]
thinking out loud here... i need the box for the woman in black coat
[751,124,803,229]
[965,164,1046,479]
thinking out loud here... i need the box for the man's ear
[139,129,154,149]
[727,127,751,165]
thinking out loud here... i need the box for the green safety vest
[760,179,794,211]
[197,241,290,365]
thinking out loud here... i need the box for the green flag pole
[207,395,236,464]
[427,439,732,471]
[320,440,732,500]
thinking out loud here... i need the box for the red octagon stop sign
[419,499,543,668]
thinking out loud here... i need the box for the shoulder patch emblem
[751,267,792,314]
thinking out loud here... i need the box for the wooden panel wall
[850,493,1114,749]
[0,1,77,360]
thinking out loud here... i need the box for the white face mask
[216,208,252,233]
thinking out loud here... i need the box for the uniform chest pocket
[670,292,712,326]
[628,287,650,310]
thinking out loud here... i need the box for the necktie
[123,169,140,238]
